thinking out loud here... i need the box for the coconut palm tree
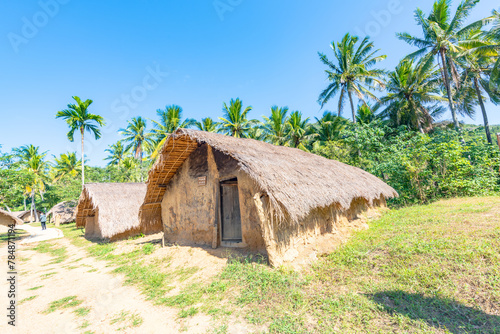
[152,105,195,139]
[286,111,313,150]
[13,145,48,221]
[219,98,254,138]
[376,59,446,133]
[195,117,219,132]
[470,9,500,95]
[262,106,289,145]
[397,0,489,130]
[356,104,377,125]
[56,96,105,187]
[104,141,127,166]
[52,152,82,182]
[456,47,499,143]
[150,105,195,158]
[120,117,153,162]
[318,33,386,123]
[312,111,348,145]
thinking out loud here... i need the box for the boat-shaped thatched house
[76,183,148,241]
[0,209,23,227]
[48,201,77,226]
[139,129,398,266]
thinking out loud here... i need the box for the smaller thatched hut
[0,210,23,227]
[76,183,150,241]
[48,201,77,226]
[11,210,43,223]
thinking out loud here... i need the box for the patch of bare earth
[0,231,262,333]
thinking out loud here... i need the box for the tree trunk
[418,122,424,134]
[348,90,362,158]
[31,189,35,222]
[23,196,26,211]
[474,77,492,144]
[439,49,460,130]
[348,90,356,124]
[81,127,85,189]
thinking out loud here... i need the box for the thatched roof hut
[11,210,42,223]
[48,201,77,225]
[0,209,23,227]
[139,129,398,266]
[76,183,148,241]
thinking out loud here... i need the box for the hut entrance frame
[219,177,243,246]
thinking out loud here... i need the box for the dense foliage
[313,123,500,205]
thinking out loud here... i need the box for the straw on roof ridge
[141,128,398,226]
[76,183,147,239]
[0,209,23,226]
[48,201,77,224]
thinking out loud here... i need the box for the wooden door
[220,180,242,242]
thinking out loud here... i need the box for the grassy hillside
[28,197,500,333]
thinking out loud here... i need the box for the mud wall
[254,195,387,267]
[161,144,266,251]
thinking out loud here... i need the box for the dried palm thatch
[48,201,77,224]
[15,210,42,222]
[140,128,398,229]
[76,183,148,240]
[0,209,23,226]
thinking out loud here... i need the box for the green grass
[79,320,91,329]
[19,295,38,304]
[74,307,91,317]
[142,243,155,255]
[28,285,43,291]
[43,296,83,314]
[160,197,500,333]
[110,310,143,330]
[113,261,174,300]
[31,241,68,264]
[87,243,116,258]
[58,198,500,333]
[178,306,198,318]
[0,229,29,244]
[40,272,57,280]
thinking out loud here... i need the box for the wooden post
[496,133,500,151]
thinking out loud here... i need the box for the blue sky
[1,0,498,166]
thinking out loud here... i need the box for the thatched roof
[140,129,397,228]
[0,209,23,226]
[11,211,24,218]
[48,201,77,224]
[11,210,41,220]
[76,183,147,239]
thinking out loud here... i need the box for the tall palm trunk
[135,142,143,163]
[439,49,460,130]
[348,90,356,124]
[30,189,35,222]
[348,89,362,157]
[81,127,85,189]
[474,77,492,144]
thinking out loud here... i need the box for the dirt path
[0,236,233,334]
[17,225,63,244]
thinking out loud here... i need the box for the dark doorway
[220,178,242,242]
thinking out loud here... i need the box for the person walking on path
[40,213,47,230]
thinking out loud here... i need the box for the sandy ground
[17,225,63,244]
[0,226,260,334]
